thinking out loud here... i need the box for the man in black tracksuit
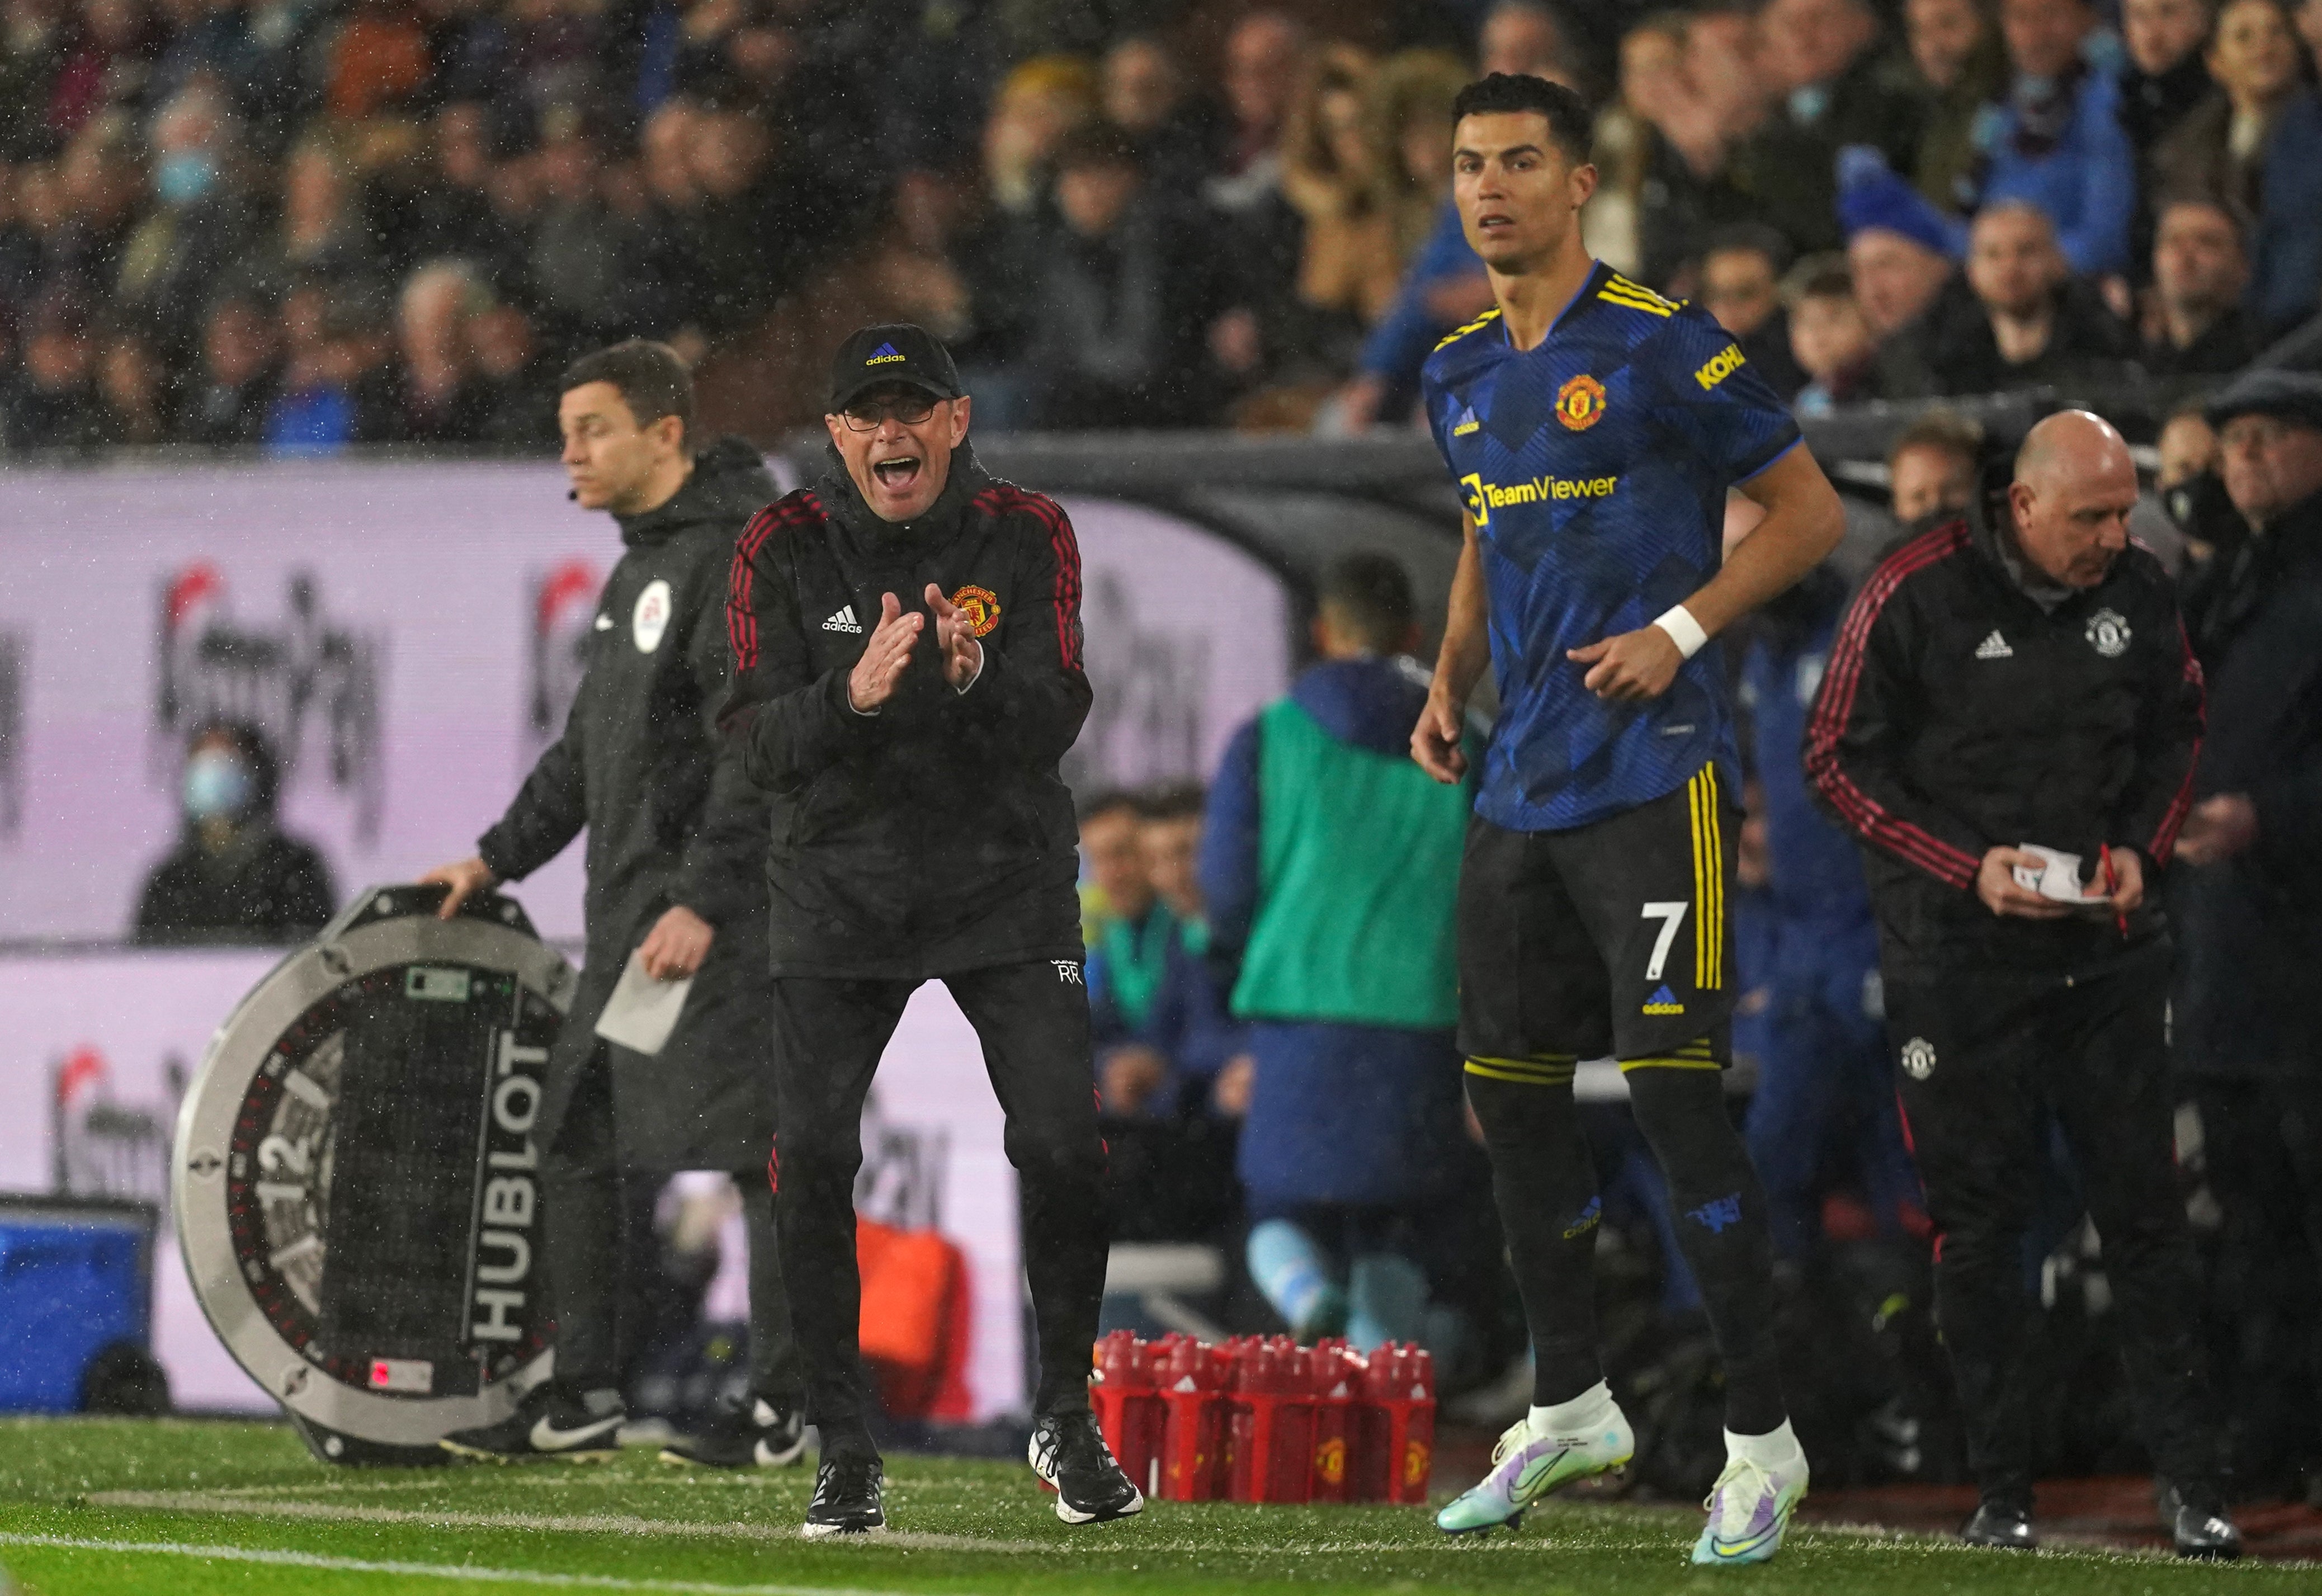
[1805,410,2239,1558]
[720,324,1140,1537]
[428,341,801,1468]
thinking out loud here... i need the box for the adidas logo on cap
[865,342,905,365]
[822,605,864,633]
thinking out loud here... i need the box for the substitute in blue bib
[1420,254,1802,832]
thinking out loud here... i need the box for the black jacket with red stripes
[1804,486,2203,979]
[719,444,1091,979]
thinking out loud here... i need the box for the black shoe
[2158,1481,2242,1561]
[803,1455,886,1538]
[441,1383,623,1463]
[658,1396,806,1469]
[1960,1498,2037,1550]
[1029,1409,1144,1525]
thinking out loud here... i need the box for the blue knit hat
[1835,146,1965,260]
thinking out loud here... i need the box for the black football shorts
[1457,763,1736,1075]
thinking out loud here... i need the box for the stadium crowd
[6,0,2322,447]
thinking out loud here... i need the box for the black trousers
[768,961,1108,1449]
[2189,1076,2322,1485]
[543,1042,801,1403]
[1886,956,2223,1503]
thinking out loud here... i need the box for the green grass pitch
[0,1418,2305,1594]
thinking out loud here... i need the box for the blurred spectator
[1887,406,1985,524]
[1368,51,1467,292]
[237,131,389,303]
[2158,399,2221,490]
[1280,45,1393,328]
[1890,199,2138,393]
[1729,0,1928,257]
[1,297,103,448]
[1839,167,1961,347]
[116,83,259,359]
[1698,225,1806,399]
[2119,0,2220,273]
[466,298,551,445]
[1202,552,1474,1352]
[1099,785,1245,1119]
[1785,254,1883,414]
[1209,10,1306,213]
[2248,0,2322,334]
[2142,196,2261,375]
[1908,0,2010,213]
[1078,787,1150,950]
[92,323,168,441]
[179,292,279,443]
[134,719,337,944]
[1980,0,2137,277]
[2170,371,2322,1495]
[524,113,631,353]
[1335,0,1577,430]
[1102,35,1219,197]
[984,124,1255,429]
[1592,12,1752,289]
[263,278,394,451]
[327,0,431,120]
[394,256,490,441]
[982,54,1099,216]
[2151,0,2302,225]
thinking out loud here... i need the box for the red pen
[2099,844,2128,938]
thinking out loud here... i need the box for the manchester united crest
[1555,374,1607,431]
[949,585,1002,638]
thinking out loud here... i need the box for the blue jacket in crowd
[2253,89,2322,337]
[1356,202,1483,419]
[1978,68,2136,277]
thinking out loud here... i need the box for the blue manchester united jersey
[1422,261,1802,833]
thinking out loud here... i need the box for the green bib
[1230,697,1471,1029]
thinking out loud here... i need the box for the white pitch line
[0,1532,926,1594]
[85,1492,1046,1554]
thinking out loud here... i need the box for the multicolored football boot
[1435,1403,1635,1536]
[1689,1448,1810,1565]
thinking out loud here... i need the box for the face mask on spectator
[183,749,254,821]
[158,152,218,206]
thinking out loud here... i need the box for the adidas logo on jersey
[1643,984,1684,1016]
[1974,630,2013,659]
[822,605,864,634]
[1452,406,1480,436]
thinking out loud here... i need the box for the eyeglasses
[839,395,938,431]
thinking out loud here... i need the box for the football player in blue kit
[1408,74,1846,1564]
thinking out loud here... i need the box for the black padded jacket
[719,445,1090,980]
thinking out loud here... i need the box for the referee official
[1806,409,2239,1558]
[719,324,1139,1538]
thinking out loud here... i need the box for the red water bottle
[1352,1343,1436,1504]
[1308,1338,1361,1503]
[1155,1334,1229,1501]
[1225,1337,1316,1503]
[1090,1330,1164,1499]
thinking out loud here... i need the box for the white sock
[1725,1419,1802,1469]
[1531,1381,1615,1437]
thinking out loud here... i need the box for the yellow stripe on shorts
[1687,766,1724,990]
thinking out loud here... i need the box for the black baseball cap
[2205,369,2322,433]
[826,323,963,413]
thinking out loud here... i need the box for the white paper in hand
[2010,844,2087,902]
[593,948,692,1056]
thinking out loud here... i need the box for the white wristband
[1653,604,1709,660]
